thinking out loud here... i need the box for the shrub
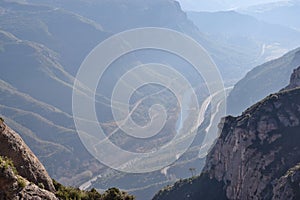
[0,156,18,174]
[38,182,45,189]
[17,177,27,188]
[53,179,102,200]
[53,179,135,200]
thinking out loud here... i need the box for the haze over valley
[1,0,300,199]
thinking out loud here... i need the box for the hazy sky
[176,0,289,11]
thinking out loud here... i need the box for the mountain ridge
[227,47,300,115]
[153,67,300,199]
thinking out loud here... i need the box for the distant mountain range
[239,0,300,31]
[187,10,300,81]
[25,0,289,82]
[176,0,287,12]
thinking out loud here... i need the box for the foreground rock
[0,120,57,199]
[0,120,55,192]
[0,119,135,199]
[0,156,57,199]
[284,66,300,90]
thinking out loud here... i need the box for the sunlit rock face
[0,121,56,194]
[153,68,300,200]
[285,66,300,90]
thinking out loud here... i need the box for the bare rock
[153,67,300,200]
[0,121,55,192]
[272,163,300,200]
[0,157,57,200]
[284,66,300,90]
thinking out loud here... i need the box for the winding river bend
[79,87,232,191]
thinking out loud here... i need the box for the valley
[1,0,300,199]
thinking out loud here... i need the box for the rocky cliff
[284,66,300,90]
[153,68,300,200]
[0,157,58,200]
[0,120,57,199]
[227,48,300,116]
[0,119,135,199]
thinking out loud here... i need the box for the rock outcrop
[153,68,300,200]
[0,119,136,199]
[0,156,58,200]
[272,163,300,200]
[0,119,56,195]
[285,66,300,90]
[204,88,300,199]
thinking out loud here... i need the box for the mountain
[2,0,299,199]
[153,67,300,199]
[0,1,109,112]
[176,0,285,12]
[187,10,300,80]
[0,1,109,76]
[284,66,300,90]
[187,10,300,43]
[0,29,74,113]
[25,0,269,81]
[0,119,58,199]
[227,47,300,115]
[0,78,102,185]
[0,0,256,198]
[0,28,104,185]
[187,11,300,60]
[239,0,300,31]
[0,118,55,192]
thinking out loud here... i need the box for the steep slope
[0,1,209,193]
[0,121,135,199]
[26,0,260,81]
[272,163,300,200]
[0,1,109,76]
[4,0,299,198]
[0,0,251,198]
[0,29,75,113]
[0,0,109,113]
[0,120,55,192]
[227,47,300,115]
[153,68,300,199]
[0,78,104,186]
[284,66,300,90]
[0,156,58,200]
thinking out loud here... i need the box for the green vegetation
[0,156,17,174]
[38,182,45,189]
[0,156,27,188]
[53,179,135,200]
[17,177,27,188]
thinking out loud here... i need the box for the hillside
[25,0,268,81]
[227,47,300,115]
[0,0,246,197]
[0,30,101,184]
[153,67,300,199]
[2,0,300,199]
